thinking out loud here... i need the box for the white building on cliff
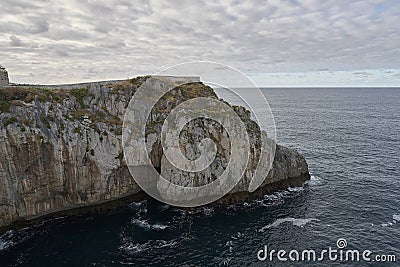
[0,65,10,86]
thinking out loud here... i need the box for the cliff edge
[0,77,309,228]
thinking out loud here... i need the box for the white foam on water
[288,186,304,192]
[156,239,178,248]
[221,257,233,266]
[128,200,148,217]
[0,230,15,251]
[0,238,14,251]
[160,204,170,211]
[225,240,234,246]
[263,194,279,201]
[306,175,322,186]
[122,242,148,253]
[230,231,244,240]
[379,214,400,227]
[128,200,147,209]
[131,218,168,231]
[131,218,151,230]
[202,207,215,216]
[226,185,307,211]
[120,238,178,254]
[152,223,168,230]
[259,217,319,232]
[187,206,215,216]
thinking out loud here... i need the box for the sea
[0,88,399,266]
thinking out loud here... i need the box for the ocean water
[1,88,399,266]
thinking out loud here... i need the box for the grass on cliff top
[130,75,151,88]
[107,76,151,95]
[0,86,90,111]
[177,82,217,98]
[0,76,150,106]
[0,87,68,111]
[0,77,217,114]
[117,76,216,99]
[70,87,88,106]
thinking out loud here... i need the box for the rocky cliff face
[0,77,309,228]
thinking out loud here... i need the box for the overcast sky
[0,0,399,86]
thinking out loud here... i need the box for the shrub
[4,116,17,127]
[70,88,88,107]
[0,100,11,113]
[22,118,31,126]
[24,94,35,103]
[41,116,50,128]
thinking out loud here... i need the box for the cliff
[0,77,309,228]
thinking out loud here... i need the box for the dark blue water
[1,88,399,266]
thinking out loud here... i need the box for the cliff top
[0,75,218,134]
[0,76,215,110]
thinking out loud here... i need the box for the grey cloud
[0,17,49,35]
[0,0,44,14]
[54,49,69,57]
[353,71,373,76]
[94,20,113,34]
[0,0,399,84]
[9,36,23,47]
[27,17,50,34]
[98,39,126,49]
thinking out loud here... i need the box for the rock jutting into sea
[0,76,310,230]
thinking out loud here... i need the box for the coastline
[0,77,310,233]
[0,172,310,235]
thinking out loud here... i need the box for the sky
[0,0,399,87]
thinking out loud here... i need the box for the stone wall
[0,68,9,86]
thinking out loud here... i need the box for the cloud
[0,0,399,85]
[9,35,23,47]
[27,17,50,34]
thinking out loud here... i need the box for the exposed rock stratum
[0,77,310,228]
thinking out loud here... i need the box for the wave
[119,237,181,255]
[380,214,400,227]
[128,200,147,210]
[225,187,306,212]
[220,257,233,266]
[381,222,394,227]
[131,218,168,231]
[120,239,178,254]
[259,217,319,232]
[195,206,214,216]
[0,239,13,251]
[0,230,15,252]
[177,206,215,217]
[288,186,304,192]
[160,204,170,212]
[128,200,148,218]
[260,188,304,206]
[305,175,322,186]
